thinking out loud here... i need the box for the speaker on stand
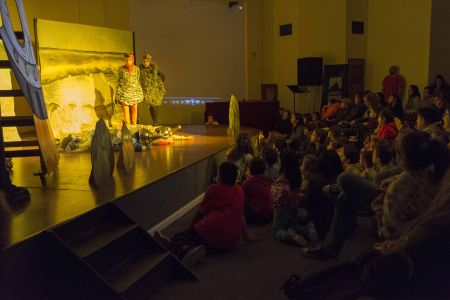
[297,57,323,113]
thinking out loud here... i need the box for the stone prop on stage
[61,124,194,153]
[89,119,114,188]
[227,94,240,136]
[117,121,135,174]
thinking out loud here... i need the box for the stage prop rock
[89,119,114,187]
[227,94,240,136]
[117,121,135,174]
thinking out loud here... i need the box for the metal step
[0,60,11,69]
[0,90,24,97]
[0,116,35,127]
[4,140,39,147]
[4,148,41,158]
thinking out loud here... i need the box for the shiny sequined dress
[116,66,144,105]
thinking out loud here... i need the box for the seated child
[242,158,273,224]
[205,115,219,125]
[372,137,402,184]
[261,146,280,181]
[272,150,317,246]
[154,161,253,267]
[337,144,363,175]
[375,108,398,147]
[360,149,377,182]
[300,154,318,193]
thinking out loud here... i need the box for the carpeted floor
[150,208,378,300]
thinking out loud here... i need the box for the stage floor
[6,125,258,248]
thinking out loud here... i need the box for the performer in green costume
[139,53,167,125]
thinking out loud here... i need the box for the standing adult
[139,53,167,126]
[382,65,405,102]
[116,53,143,125]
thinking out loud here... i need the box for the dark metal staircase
[0,31,47,187]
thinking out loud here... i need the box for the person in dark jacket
[275,109,293,136]
[345,92,367,122]
[386,94,404,119]
[330,98,353,124]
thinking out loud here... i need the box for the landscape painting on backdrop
[36,19,134,139]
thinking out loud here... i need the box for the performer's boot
[0,167,30,203]
[150,106,159,126]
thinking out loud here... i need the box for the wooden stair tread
[1,116,35,127]
[67,223,138,258]
[104,250,169,293]
[0,90,24,97]
[4,140,39,147]
[4,149,41,158]
[0,60,11,69]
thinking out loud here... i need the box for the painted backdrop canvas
[36,19,133,138]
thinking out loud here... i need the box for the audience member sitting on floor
[364,92,382,123]
[306,150,343,239]
[360,149,377,182]
[242,158,273,225]
[326,140,343,152]
[302,113,312,125]
[290,113,306,142]
[261,145,280,182]
[275,109,293,136]
[329,98,353,124]
[404,84,422,114]
[345,92,367,122]
[304,130,449,259]
[386,94,404,119]
[154,161,256,267]
[300,128,327,158]
[443,108,450,147]
[205,114,219,125]
[272,150,317,246]
[416,107,442,135]
[320,99,341,122]
[352,92,381,130]
[422,85,434,107]
[300,154,318,193]
[282,170,450,300]
[311,111,321,128]
[326,125,344,144]
[429,74,450,95]
[432,92,448,120]
[373,130,449,239]
[226,133,254,183]
[371,137,402,184]
[337,144,363,175]
[375,108,398,147]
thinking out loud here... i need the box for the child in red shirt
[376,108,398,147]
[242,158,273,224]
[154,161,254,267]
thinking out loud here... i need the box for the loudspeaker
[297,57,323,86]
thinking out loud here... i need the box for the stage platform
[5,125,259,249]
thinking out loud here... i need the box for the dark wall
[428,0,450,84]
